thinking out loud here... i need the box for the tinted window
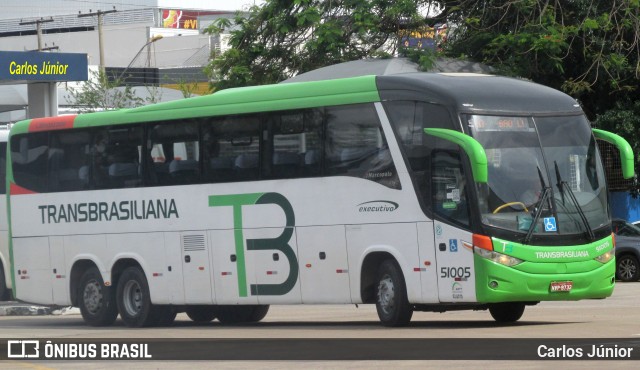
[149,120,200,186]
[203,115,260,183]
[325,104,399,189]
[432,150,470,228]
[11,132,49,192]
[265,109,323,179]
[49,130,91,192]
[90,127,143,189]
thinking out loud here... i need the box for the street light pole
[118,35,164,83]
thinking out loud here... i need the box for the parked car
[612,219,640,282]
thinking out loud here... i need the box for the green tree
[66,70,159,113]
[205,0,444,90]
[441,0,640,118]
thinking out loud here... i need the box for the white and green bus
[0,126,10,301]
[6,73,633,327]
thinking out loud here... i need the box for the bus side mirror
[593,129,635,179]
[424,128,488,183]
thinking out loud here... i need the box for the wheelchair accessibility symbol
[543,217,557,232]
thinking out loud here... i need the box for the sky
[1,1,266,20]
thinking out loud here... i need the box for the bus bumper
[474,255,615,302]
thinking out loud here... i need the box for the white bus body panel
[13,237,52,304]
[11,174,437,306]
[296,225,351,303]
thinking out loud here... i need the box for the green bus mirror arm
[593,129,635,179]
[424,128,488,183]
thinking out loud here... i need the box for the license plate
[550,281,573,292]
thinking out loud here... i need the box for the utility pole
[19,17,54,51]
[78,7,117,74]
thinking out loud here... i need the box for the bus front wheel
[375,259,413,327]
[77,267,118,327]
[116,266,154,327]
[489,302,525,323]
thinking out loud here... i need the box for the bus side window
[149,121,200,186]
[49,130,91,192]
[264,109,323,180]
[10,132,49,193]
[204,115,260,183]
[324,104,399,189]
[431,150,470,228]
[92,126,143,189]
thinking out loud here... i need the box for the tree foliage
[206,0,640,161]
[441,0,640,118]
[205,0,443,90]
[66,70,159,113]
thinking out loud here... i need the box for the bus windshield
[468,114,609,239]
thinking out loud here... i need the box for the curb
[0,303,80,316]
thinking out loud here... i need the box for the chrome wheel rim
[122,280,143,316]
[377,274,395,315]
[83,279,102,315]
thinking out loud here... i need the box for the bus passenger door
[431,150,476,303]
[297,226,350,303]
[417,222,439,303]
[181,232,214,304]
[433,221,475,303]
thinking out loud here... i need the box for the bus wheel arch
[360,251,397,304]
[70,259,102,307]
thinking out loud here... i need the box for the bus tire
[248,305,269,322]
[616,254,640,282]
[186,306,217,323]
[116,266,154,328]
[77,267,118,327]
[375,259,413,327]
[0,264,8,301]
[215,305,269,324]
[489,302,525,323]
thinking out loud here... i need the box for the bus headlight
[594,251,614,264]
[474,247,523,267]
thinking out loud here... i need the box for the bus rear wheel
[78,267,118,327]
[186,306,217,323]
[489,302,525,323]
[215,305,270,324]
[116,266,155,327]
[375,260,413,327]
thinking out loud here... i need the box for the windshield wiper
[524,185,551,244]
[554,161,595,240]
